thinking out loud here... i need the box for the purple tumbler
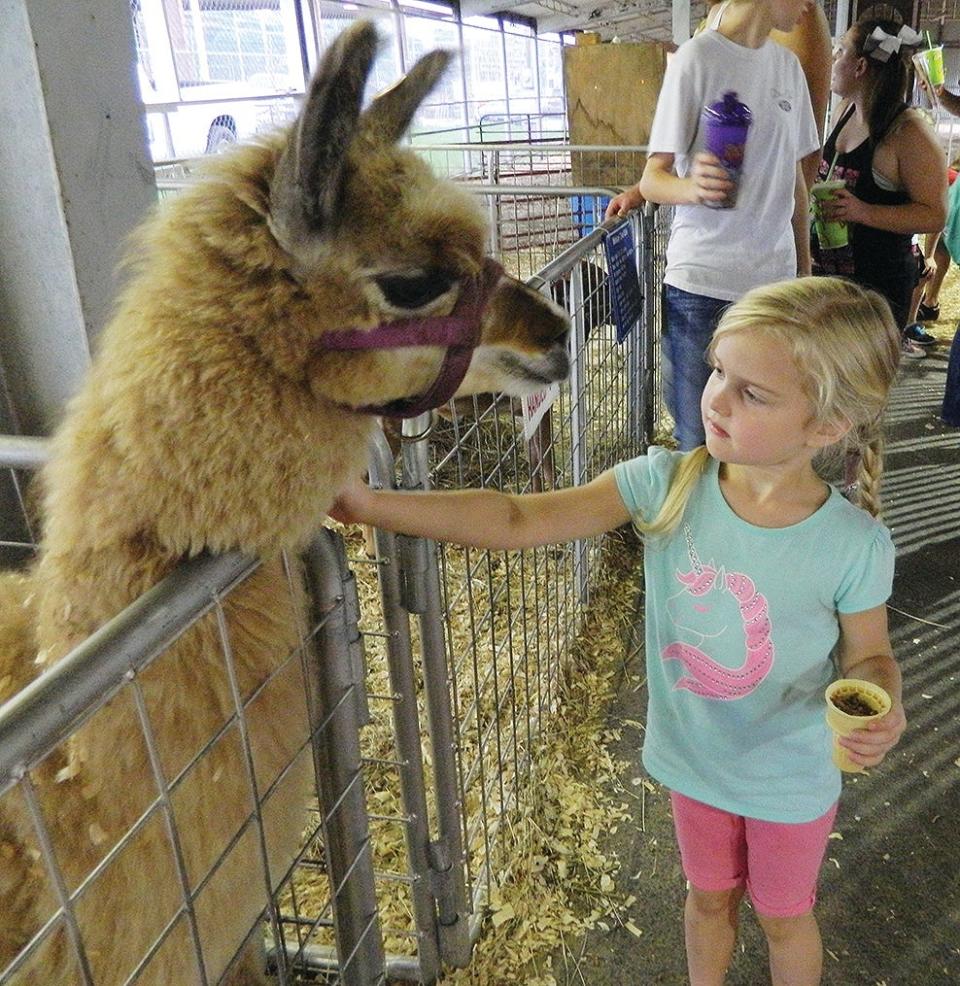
[701,91,752,209]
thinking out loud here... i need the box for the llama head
[41,20,571,556]
[244,20,570,414]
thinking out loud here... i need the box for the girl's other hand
[837,701,907,769]
[689,151,735,206]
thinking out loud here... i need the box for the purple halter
[317,258,505,418]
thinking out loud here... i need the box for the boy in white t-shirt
[607,0,820,450]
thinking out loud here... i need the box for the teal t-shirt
[614,447,896,823]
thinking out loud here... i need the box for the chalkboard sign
[603,223,643,343]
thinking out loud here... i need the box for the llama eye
[375,270,456,309]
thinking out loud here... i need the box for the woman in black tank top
[812,18,945,330]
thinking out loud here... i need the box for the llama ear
[269,20,378,245]
[359,49,453,145]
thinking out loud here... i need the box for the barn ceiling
[459,0,960,46]
[463,0,693,43]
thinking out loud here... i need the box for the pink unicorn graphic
[661,525,774,700]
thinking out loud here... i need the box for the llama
[0,21,569,985]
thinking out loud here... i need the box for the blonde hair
[638,276,901,536]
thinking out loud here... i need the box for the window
[462,24,505,98]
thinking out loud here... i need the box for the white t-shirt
[648,30,820,301]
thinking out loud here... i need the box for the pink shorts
[670,791,839,918]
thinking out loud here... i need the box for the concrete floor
[556,345,960,985]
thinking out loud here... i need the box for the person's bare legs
[907,277,924,325]
[908,236,939,325]
[756,910,824,986]
[685,885,744,986]
[921,234,950,311]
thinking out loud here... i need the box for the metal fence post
[366,428,443,983]
[568,262,589,603]
[486,192,501,258]
[641,204,659,446]
[626,211,644,450]
[398,414,472,969]
[302,531,385,986]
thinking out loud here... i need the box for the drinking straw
[825,149,839,182]
[926,30,933,49]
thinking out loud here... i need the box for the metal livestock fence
[0,205,667,984]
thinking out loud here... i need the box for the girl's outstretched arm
[330,468,632,552]
[836,605,906,769]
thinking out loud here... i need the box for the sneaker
[903,322,937,347]
[901,337,927,359]
[917,301,940,321]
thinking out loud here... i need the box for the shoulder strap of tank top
[825,102,857,152]
[707,1,730,31]
[834,102,856,135]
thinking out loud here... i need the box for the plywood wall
[563,42,668,188]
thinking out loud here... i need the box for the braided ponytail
[850,419,887,518]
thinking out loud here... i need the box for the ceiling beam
[537,1,662,34]
[460,0,582,17]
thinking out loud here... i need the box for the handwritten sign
[603,223,643,343]
[521,383,559,441]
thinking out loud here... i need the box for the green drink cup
[811,180,847,250]
[922,45,945,86]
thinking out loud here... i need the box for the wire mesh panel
[641,203,671,442]
[413,143,645,279]
[418,239,647,942]
[0,484,383,986]
[0,438,45,569]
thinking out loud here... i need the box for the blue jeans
[944,323,960,426]
[663,285,731,450]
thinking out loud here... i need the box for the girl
[813,18,947,357]
[331,276,907,985]
[605,0,820,451]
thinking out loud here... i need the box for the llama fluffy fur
[0,22,567,985]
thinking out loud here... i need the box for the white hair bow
[863,24,923,62]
